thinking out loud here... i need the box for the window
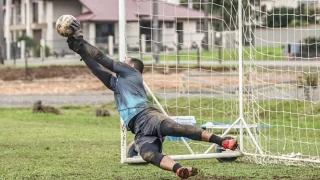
[165,22,174,28]
[33,2,39,23]
[196,21,204,33]
[261,5,266,12]
[96,23,114,44]
[159,22,174,29]
[159,22,163,28]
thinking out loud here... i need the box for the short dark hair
[130,58,144,73]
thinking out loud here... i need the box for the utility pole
[152,0,160,63]
[0,0,5,65]
[203,0,209,51]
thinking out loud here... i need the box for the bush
[301,36,320,52]
[17,35,36,49]
[34,45,51,57]
[267,7,295,27]
[305,73,318,88]
[18,35,36,57]
[289,19,309,27]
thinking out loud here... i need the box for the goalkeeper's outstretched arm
[81,55,115,91]
[68,19,135,76]
[68,37,136,77]
[67,37,116,91]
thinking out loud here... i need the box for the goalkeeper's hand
[70,19,83,39]
[67,37,85,57]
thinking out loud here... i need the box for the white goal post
[119,0,320,166]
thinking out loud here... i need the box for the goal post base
[243,152,320,164]
[124,151,243,164]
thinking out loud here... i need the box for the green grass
[0,46,284,69]
[143,46,284,61]
[1,99,320,179]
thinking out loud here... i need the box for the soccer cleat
[176,167,198,179]
[222,138,238,150]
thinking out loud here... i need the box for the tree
[295,4,320,25]
[266,7,295,27]
[17,35,35,80]
[17,35,36,57]
[266,4,320,28]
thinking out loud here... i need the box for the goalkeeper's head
[124,58,144,74]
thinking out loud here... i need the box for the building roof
[77,0,220,22]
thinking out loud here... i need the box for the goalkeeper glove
[67,37,85,59]
[70,19,83,39]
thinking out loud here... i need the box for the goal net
[242,0,320,165]
[120,0,320,166]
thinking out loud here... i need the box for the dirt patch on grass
[0,76,108,95]
[190,175,244,180]
[0,66,92,81]
[0,65,235,81]
[0,65,297,95]
[116,175,245,180]
[0,65,236,95]
[191,175,299,180]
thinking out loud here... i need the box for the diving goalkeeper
[67,20,238,179]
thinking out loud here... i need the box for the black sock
[209,134,224,146]
[172,163,182,173]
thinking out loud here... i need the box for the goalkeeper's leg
[138,139,198,179]
[160,119,238,150]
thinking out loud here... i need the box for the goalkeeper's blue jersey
[108,61,152,131]
[78,40,152,131]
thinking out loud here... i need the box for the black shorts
[130,107,169,154]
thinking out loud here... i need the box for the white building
[261,0,320,12]
[4,0,82,60]
[4,0,220,60]
[163,0,181,5]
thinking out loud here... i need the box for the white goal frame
[119,0,320,165]
[118,0,265,164]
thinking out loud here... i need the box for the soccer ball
[55,14,77,37]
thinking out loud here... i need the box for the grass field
[142,46,284,61]
[1,46,284,69]
[1,98,320,180]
